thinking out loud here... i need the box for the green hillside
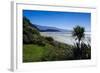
[23,16,91,62]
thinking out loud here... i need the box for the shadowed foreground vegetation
[23,17,91,62]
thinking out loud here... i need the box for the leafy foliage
[72,25,85,42]
[72,25,91,59]
[23,17,91,62]
[23,16,40,44]
[73,42,91,59]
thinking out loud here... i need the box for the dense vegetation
[23,16,91,62]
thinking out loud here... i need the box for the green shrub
[23,16,40,44]
[81,43,91,59]
[73,43,91,59]
[45,37,54,42]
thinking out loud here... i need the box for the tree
[72,25,85,59]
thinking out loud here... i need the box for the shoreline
[40,32,91,45]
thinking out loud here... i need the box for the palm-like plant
[72,25,85,46]
[72,25,85,59]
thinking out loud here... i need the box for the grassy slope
[23,43,91,62]
[23,43,74,62]
[23,17,91,62]
[23,44,44,62]
[23,43,54,62]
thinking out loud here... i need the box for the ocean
[40,32,91,45]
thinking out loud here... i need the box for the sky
[23,10,91,31]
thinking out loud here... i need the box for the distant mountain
[31,24,71,32]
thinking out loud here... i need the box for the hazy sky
[23,10,91,31]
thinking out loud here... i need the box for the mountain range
[31,24,71,32]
